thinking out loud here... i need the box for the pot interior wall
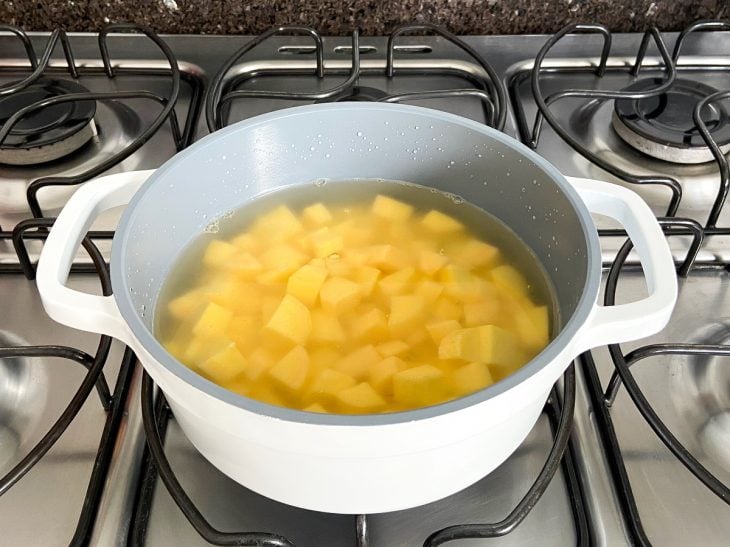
[114,104,589,337]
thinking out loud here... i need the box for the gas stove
[0,22,728,546]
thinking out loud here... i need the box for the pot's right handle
[36,170,154,348]
[566,176,678,353]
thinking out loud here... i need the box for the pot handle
[566,176,677,353]
[36,170,154,348]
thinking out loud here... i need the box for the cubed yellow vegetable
[372,194,413,221]
[388,294,426,335]
[416,279,444,304]
[320,277,362,313]
[453,239,500,269]
[167,291,205,321]
[512,304,550,352]
[268,345,310,392]
[451,362,494,395]
[309,368,357,399]
[303,402,327,413]
[193,302,233,338]
[426,319,462,344]
[183,334,230,365]
[226,315,256,353]
[226,252,263,279]
[368,356,405,393]
[205,281,261,315]
[309,347,343,370]
[421,209,463,233]
[378,267,416,297]
[366,244,411,271]
[200,343,248,383]
[260,244,308,274]
[309,227,344,258]
[490,264,528,299]
[203,240,239,268]
[375,340,410,357]
[353,266,380,296]
[252,205,303,241]
[438,324,520,366]
[393,364,445,407]
[439,265,488,302]
[246,347,277,381]
[287,263,328,307]
[231,232,259,253]
[302,202,332,226]
[337,382,386,412]
[349,308,387,341]
[463,300,500,327]
[406,328,428,347]
[264,294,312,345]
[335,345,381,379]
[433,297,462,320]
[419,249,449,275]
[310,309,346,345]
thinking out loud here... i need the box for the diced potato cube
[324,254,352,277]
[349,308,387,341]
[393,364,445,407]
[426,319,462,345]
[226,252,263,279]
[309,368,357,399]
[438,325,520,366]
[310,310,346,345]
[182,334,230,365]
[231,232,259,253]
[405,328,428,347]
[252,205,303,241]
[463,300,500,327]
[226,315,256,353]
[366,245,410,271]
[433,297,462,321]
[419,249,449,275]
[249,384,286,407]
[453,239,500,269]
[202,240,239,268]
[309,227,344,258]
[375,340,410,357]
[200,343,248,383]
[268,345,310,392]
[260,295,282,325]
[260,244,308,274]
[335,345,381,379]
[205,281,261,315]
[192,302,233,338]
[421,209,464,233]
[337,382,386,412]
[309,347,343,370]
[287,264,328,307]
[369,356,405,393]
[302,202,332,226]
[416,279,444,304]
[378,267,416,297]
[513,304,550,352]
[246,347,277,381]
[388,294,425,335]
[320,277,362,314]
[451,362,494,395]
[167,291,205,321]
[353,266,380,296]
[303,402,327,413]
[439,265,487,302]
[372,194,413,222]
[490,264,528,299]
[264,294,312,345]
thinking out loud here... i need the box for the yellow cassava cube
[309,347,343,370]
[375,340,410,357]
[433,296,462,321]
[451,361,494,395]
[226,315,256,353]
[369,356,405,393]
[246,347,277,381]
[378,267,416,297]
[231,232,259,253]
[513,304,550,352]
[225,252,263,279]
[302,202,332,226]
[419,249,449,275]
[463,300,500,327]
[416,279,444,304]
[372,194,414,222]
[366,244,411,271]
[264,294,312,345]
[438,324,520,366]
[303,402,327,413]
[252,204,303,241]
[183,334,230,365]
[309,227,344,258]
[335,345,381,379]
[167,291,205,321]
[388,294,426,335]
[192,302,233,338]
[310,309,346,345]
[337,382,386,412]
[393,364,445,407]
[287,263,328,307]
[421,209,463,233]
[268,345,310,392]
[452,239,500,269]
[309,368,357,399]
[202,240,239,268]
[320,277,362,313]
[353,266,380,296]
[490,264,528,299]
[426,319,462,345]
[200,343,248,384]
[260,244,308,274]
[349,308,387,341]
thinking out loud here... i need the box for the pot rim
[111,103,601,426]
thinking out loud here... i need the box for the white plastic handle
[36,170,154,347]
[567,176,677,353]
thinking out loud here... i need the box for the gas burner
[612,78,730,164]
[0,78,97,166]
[316,85,389,103]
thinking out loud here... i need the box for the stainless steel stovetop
[0,24,728,546]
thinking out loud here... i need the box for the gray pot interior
[112,103,599,424]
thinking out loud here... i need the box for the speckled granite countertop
[0,0,727,35]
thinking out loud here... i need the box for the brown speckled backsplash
[0,0,727,35]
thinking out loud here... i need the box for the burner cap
[0,78,96,165]
[612,78,730,164]
[316,85,389,103]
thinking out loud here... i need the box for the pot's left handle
[36,170,154,347]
